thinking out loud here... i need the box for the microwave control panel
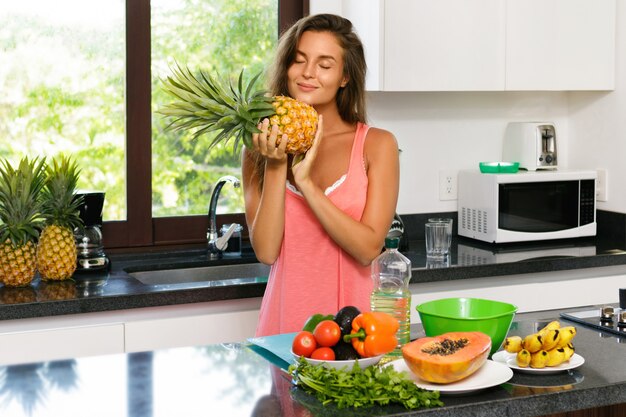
[580,179,595,225]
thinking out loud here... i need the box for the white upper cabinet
[506,0,616,91]
[384,0,505,91]
[310,0,384,90]
[308,0,615,91]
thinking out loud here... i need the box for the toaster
[502,122,558,171]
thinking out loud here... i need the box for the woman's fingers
[254,119,287,162]
[252,119,267,150]
[297,114,323,166]
[307,114,323,159]
[277,133,288,153]
[266,124,280,149]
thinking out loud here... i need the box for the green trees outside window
[152,0,277,217]
[0,0,277,222]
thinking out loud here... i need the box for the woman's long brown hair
[251,13,368,189]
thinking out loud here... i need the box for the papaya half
[401,331,491,384]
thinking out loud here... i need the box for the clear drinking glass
[428,218,452,249]
[428,218,453,233]
[425,222,452,259]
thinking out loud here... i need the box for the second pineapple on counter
[37,155,84,281]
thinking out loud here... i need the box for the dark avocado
[334,305,361,337]
[332,341,359,360]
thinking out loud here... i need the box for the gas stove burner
[561,307,626,338]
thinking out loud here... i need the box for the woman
[242,14,400,336]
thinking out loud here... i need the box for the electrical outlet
[596,169,608,202]
[439,170,457,200]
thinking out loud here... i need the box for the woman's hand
[292,115,323,189]
[252,118,288,166]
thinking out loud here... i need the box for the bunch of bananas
[502,320,577,369]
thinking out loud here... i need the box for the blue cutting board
[247,332,297,369]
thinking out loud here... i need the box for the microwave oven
[458,170,596,243]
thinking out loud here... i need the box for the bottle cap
[384,237,400,249]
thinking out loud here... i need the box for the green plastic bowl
[416,297,517,355]
[479,161,520,174]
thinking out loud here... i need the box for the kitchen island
[0,308,624,417]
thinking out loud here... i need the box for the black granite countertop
[0,308,624,417]
[403,234,626,283]
[0,211,625,321]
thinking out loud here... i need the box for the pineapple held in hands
[0,157,47,287]
[159,65,318,154]
[36,156,83,281]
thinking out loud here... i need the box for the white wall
[365,2,626,216]
[367,91,569,214]
[568,1,626,214]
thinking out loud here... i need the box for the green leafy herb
[288,357,444,410]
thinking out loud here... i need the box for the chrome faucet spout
[207,175,241,258]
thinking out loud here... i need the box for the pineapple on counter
[0,157,47,287]
[159,65,318,155]
[36,155,83,281]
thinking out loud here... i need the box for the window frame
[104,0,306,250]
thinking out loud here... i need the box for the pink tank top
[255,123,372,336]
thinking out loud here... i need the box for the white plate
[386,359,513,395]
[492,350,585,375]
[291,351,384,370]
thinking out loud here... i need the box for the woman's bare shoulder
[365,126,399,153]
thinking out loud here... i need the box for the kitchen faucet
[207,175,241,259]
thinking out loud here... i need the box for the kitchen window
[0,0,305,249]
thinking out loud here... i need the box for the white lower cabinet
[0,298,262,366]
[0,317,124,366]
[409,266,626,324]
[123,298,262,353]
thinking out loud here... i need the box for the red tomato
[313,320,341,347]
[311,347,336,361]
[292,331,317,357]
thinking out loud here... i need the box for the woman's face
[287,30,347,107]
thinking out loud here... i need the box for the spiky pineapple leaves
[0,155,84,248]
[158,63,275,155]
[0,157,47,247]
[41,155,84,231]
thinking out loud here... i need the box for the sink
[128,263,270,287]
